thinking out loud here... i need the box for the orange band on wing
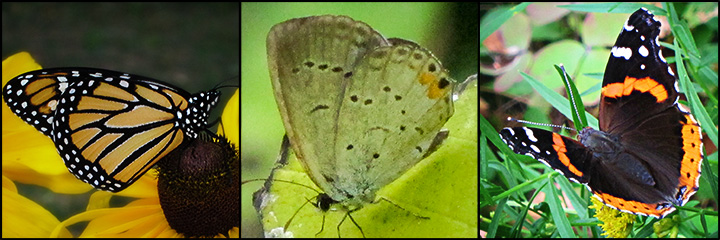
[594,192,674,217]
[602,76,668,102]
[678,114,703,203]
[552,133,583,177]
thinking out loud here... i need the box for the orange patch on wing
[418,72,449,99]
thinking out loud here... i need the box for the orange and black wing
[3,68,220,192]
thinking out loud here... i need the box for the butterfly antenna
[506,117,575,132]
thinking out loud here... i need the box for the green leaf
[518,71,599,129]
[554,64,588,130]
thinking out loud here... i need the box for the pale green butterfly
[258,15,455,237]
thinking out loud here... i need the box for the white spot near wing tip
[530,144,540,153]
[523,127,538,142]
[624,21,634,31]
[506,127,514,136]
[611,46,632,60]
[638,45,649,57]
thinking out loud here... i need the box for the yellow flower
[590,197,635,238]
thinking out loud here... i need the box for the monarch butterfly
[3,67,220,192]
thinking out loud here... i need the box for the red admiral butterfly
[500,8,703,218]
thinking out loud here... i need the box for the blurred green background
[241,2,478,237]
